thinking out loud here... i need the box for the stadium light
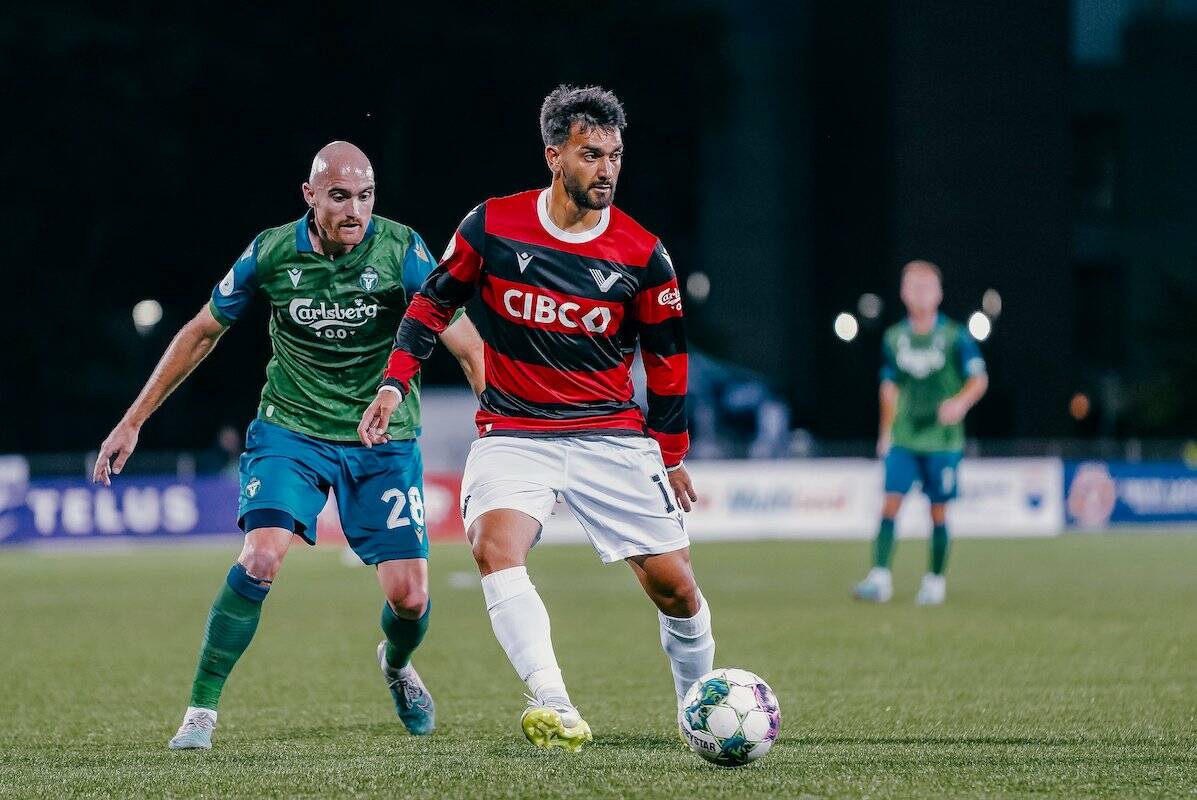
[833,312,859,342]
[132,299,163,335]
[967,310,992,341]
[982,288,1002,318]
[686,271,711,303]
[857,293,883,320]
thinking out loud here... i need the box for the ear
[544,145,561,177]
[301,182,315,207]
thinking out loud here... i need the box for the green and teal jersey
[209,212,438,442]
[880,314,986,454]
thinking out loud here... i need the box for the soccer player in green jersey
[853,260,988,605]
[92,142,484,749]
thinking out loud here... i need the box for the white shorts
[460,434,689,563]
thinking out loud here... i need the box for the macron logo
[516,252,533,273]
[590,269,619,293]
[287,268,302,288]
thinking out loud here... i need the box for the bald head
[309,140,374,186]
[302,141,376,254]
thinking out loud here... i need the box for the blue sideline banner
[1065,461,1197,528]
[0,474,241,545]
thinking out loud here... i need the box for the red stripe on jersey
[642,352,688,396]
[484,190,659,267]
[476,407,646,436]
[444,231,483,283]
[635,277,684,325]
[486,346,634,404]
[385,348,421,388]
[649,430,689,467]
[480,274,626,337]
[403,293,453,333]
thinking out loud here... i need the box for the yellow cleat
[520,702,593,753]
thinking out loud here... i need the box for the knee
[471,532,517,575]
[655,580,702,619]
[387,584,429,619]
[239,544,285,581]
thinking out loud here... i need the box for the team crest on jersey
[359,266,379,292]
[245,477,261,498]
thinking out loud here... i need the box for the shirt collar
[294,210,376,254]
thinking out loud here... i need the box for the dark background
[5,0,1195,454]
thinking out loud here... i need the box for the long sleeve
[634,240,689,467]
[382,204,485,394]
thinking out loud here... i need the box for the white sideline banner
[538,458,1064,543]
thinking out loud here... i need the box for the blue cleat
[853,567,893,603]
[377,641,436,735]
[167,707,216,750]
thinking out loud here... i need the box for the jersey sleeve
[633,240,689,467]
[957,327,987,377]
[401,230,436,295]
[383,204,485,393]
[879,337,898,383]
[208,236,260,326]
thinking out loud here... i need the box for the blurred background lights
[857,292,883,320]
[968,310,992,341]
[686,271,711,303]
[1069,392,1092,421]
[982,288,1002,318]
[833,312,859,342]
[132,299,163,335]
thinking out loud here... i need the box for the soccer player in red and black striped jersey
[358,85,715,750]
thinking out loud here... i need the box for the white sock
[480,566,571,705]
[659,593,715,704]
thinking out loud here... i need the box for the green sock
[381,600,430,669]
[188,564,270,710]
[930,523,950,575]
[873,518,897,568]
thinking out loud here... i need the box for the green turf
[1,533,1195,799]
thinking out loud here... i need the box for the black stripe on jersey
[424,270,476,307]
[486,235,642,302]
[394,317,438,360]
[481,386,640,420]
[645,390,687,433]
[638,317,688,357]
[480,308,625,373]
[459,203,487,253]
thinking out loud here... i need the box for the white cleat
[168,707,216,750]
[853,567,893,603]
[916,573,946,605]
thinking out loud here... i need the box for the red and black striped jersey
[383,188,689,466]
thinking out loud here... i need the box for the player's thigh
[337,439,429,566]
[922,451,963,504]
[883,446,919,496]
[626,547,701,617]
[563,436,689,564]
[238,419,336,545]
[460,436,561,543]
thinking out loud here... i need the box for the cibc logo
[501,289,611,334]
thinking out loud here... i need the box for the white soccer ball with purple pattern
[679,668,780,767]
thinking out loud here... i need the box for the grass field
[1,533,1195,799]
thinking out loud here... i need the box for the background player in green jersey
[854,261,988,606]
[92,142,484,749]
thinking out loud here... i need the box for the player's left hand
[668,465,698,512]
[937,397,968,425]
[358,389,400,447]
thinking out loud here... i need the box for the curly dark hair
[539,84,627,147]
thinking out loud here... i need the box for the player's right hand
[358,389,401,447]
[93,422,139,486]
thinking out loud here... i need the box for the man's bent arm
[439,313,486,396]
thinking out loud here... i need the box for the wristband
[666,461,684,473]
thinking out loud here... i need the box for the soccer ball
[679,668,780,767]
